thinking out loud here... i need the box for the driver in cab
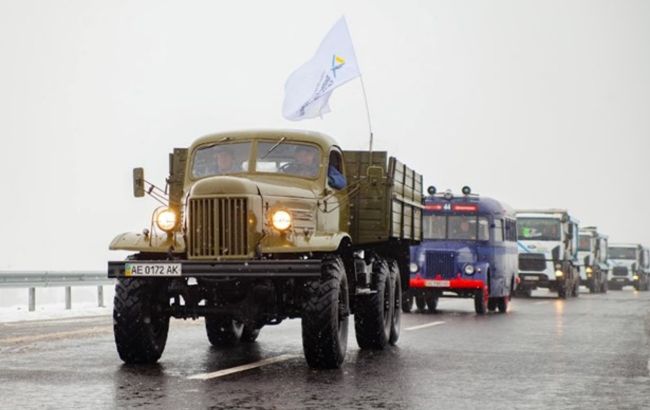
[283,145,346,190]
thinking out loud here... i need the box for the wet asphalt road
[0,288,648,410]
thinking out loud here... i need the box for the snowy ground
[0,286,114,323]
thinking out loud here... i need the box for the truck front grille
[425,251,456,279]
[188,197,249,258]
[519,253,547,272]
[612,266,629,277]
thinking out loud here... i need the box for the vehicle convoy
[607,243,649,291]
[516,209,580,299]
[107,129,423,368]
[403,187,518,314]
[577,227,609,293]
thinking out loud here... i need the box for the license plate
[125,263,182,277]
[616,278,625,282]
[425,280,450,287]
[523,276,539,281]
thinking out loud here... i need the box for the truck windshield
[256,141,321,178]
[578,235,591,251]
[517,218,561,241]
[423,214,489,241]
[608,247,636,260]
[192,142,252,178]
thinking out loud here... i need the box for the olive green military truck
[108,129,422,369]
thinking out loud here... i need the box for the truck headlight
[633,275,639,281]
[409,263,419,273]
[155,208,178,232]
[464,264,475,275]
[586,267,593,273]
[271,210,292,231]
[555,270,564,278]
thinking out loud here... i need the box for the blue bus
[404,187,518,314]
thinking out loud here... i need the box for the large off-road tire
[415,294,427,311]
[205,316,243,347]
[113,278,170,364]
[487,298,497,312]
[241,325,261,343]
[302,255,349,369]
[572,276,579,297]
[355,258,393,350]
[424,292,438,313]
[474,287,488,315]
[388,260,402,345]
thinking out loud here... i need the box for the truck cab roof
[190,129,340,153]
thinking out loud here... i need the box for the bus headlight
[410,263,419,273]
[271,210,292,231]
[155,208,178,232]
[464,264,475,275]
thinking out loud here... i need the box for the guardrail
[0,271,114,312]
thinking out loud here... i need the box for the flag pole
[359,75,374,162]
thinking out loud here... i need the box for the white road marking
[533,301,550,305]
[404,321,446,331]
[187,354,298,380]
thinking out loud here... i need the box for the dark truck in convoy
[107,129,422,368]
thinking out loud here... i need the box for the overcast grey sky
[1,0,649,270]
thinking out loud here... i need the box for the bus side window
[494,219,504,242]
[505,219,517,241]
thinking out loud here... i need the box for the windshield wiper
[260,137,286,159]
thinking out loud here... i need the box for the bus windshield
[517,218,561,241]
[423,214,489,241]
[608,247,636,260]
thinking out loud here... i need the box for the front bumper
[518,273,562,289]
[108,259,322,279]
[409,277,485,291]
[609,277,632,286]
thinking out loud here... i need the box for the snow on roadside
[0,302,112,323]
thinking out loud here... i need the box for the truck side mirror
[133,167,145,198]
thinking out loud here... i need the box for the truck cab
[577,227,609,293]
[406,187,518,314]
[607,243,650,291]
[516,209,580,298]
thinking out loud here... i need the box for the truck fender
[109,231,186,253]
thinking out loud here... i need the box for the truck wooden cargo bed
[343,151,423,246]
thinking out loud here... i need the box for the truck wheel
[388,260,401,345]
[355,258,393,350]
[424,292,438,313]
[487,298,497,312]
[113,278,170,364]
[205,316,243,346]
[415,295,426,312]
[572,281,579,297]
[302,255,349,369]
[241,325,261,343]
[496,296,509,313]
[601,281,608,293]
[558,284,567,299]
[474,288,488,315]
[401,292,413,313]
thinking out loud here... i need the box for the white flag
[282,17,361,121]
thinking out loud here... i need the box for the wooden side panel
[343,150,423,245]
[343,151,390,244]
